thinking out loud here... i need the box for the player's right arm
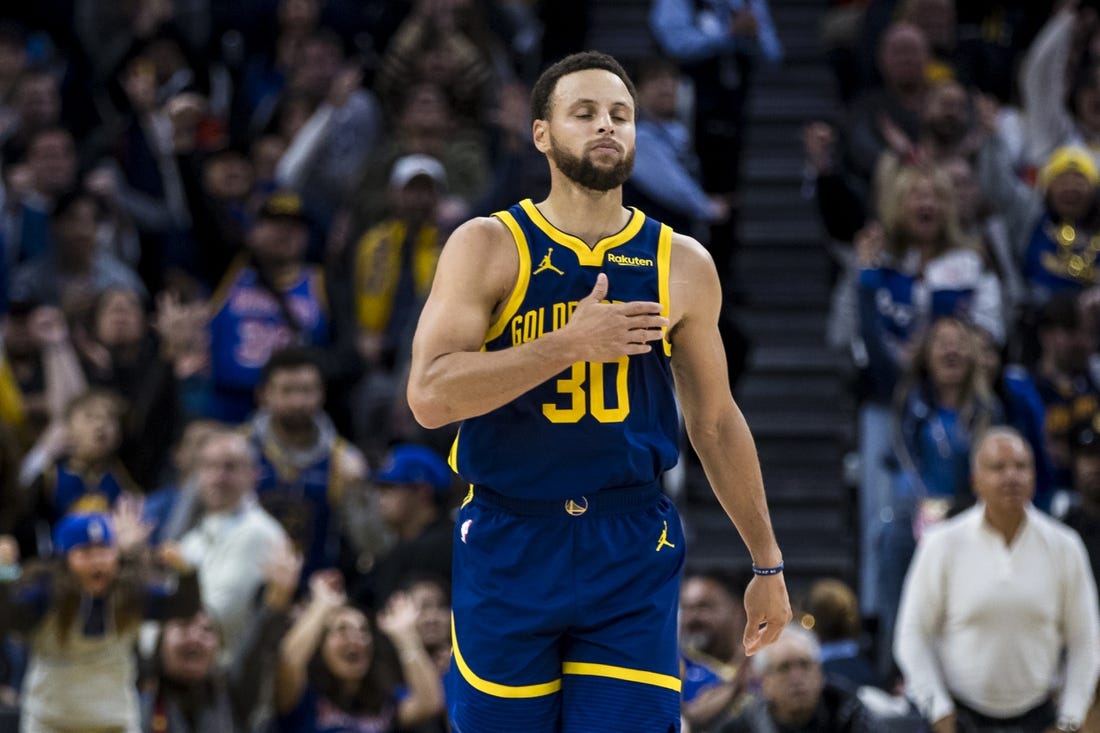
[407,217,668,428]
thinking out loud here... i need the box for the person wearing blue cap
[354,444,454,608]
[0,507,200,733]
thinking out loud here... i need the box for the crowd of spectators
[1,0,1100,732]
[800,0,1100,730]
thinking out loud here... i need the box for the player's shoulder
[668,230,720,309]
[444,215,513,254]
[669,230,716,274]
[436,215,520,301]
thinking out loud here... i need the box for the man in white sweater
[179,429,288,653]
[894,427,1100,733]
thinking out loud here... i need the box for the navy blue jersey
[453,199,679,500]
[252,434,350,583]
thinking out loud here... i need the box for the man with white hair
[719,624,878,733]
[178,428,289,653]
[894,427,1100,733]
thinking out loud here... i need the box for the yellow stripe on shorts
[562,661,682,692]
[451,616,562,698]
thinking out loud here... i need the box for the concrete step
[741,216,824,245]
[755,433,846,466]
[750,345,845,371]
[742,155,809,184]
[747,93,835,123]
[737,287,829,311]
[738,245,830,273]
[685,472,849,507]
[737,370,845,408]
[738,310,830,344]
[742,411,850,440]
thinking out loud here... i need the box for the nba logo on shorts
[461,519,473,544]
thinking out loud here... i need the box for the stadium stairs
[588,0,858,600]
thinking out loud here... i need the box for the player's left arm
[668,232,791,655]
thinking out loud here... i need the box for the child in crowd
[0,510,200,733]
[17,390,140,558]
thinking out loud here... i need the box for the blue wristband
[752,562,784,576]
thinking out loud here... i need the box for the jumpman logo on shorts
[533,247,564,275]
[656,520,676,552]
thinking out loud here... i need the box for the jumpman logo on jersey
[533,247,564,275]
[656,520,676,552]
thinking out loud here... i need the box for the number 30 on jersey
[542,357,630,423]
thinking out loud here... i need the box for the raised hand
[854,222,886,268]
[264,539,304,610]
[308,569,347,609]
[154,292,209,376]
[802,121,836,175]
[560,274,668,363]
[112,494,152,553]
[377,592,420,640]
[327,65,363,108]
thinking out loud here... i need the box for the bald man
[895,428,1100,733]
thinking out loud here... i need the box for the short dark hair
[530,51,637,122]
[259,346,323,387]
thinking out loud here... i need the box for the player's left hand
[741,574,792,656]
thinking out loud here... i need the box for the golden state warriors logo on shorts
[564,497,589,516]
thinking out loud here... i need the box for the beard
[274,412,316,434]
[548,133,635,191]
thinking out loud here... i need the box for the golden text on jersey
[452,199,679,500]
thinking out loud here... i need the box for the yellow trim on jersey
[657,224,673,357]
[448,429,460,473]
[519,199,645,267]
[461,485,474,508]
[451,616,562,698]
[484,211,532,343]
[561,661,682,692]
[207,254,249,313]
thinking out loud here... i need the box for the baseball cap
[257,189,306,221]
[53,513,115,556]
[389,154,447,190]
[372,444,452,494]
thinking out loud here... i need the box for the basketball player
[407,51,791,733]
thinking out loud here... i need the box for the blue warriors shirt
[453,199,679,500]
[208,258,329,419]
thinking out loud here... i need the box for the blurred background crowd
[1,0,1100,731]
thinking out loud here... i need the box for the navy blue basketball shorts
[447,482,686,733]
